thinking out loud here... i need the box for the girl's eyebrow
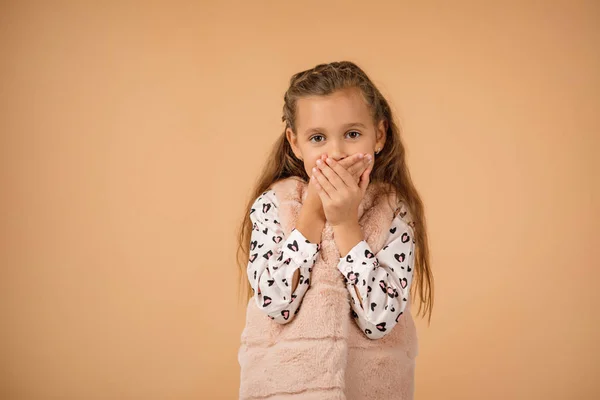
[303,122,367,136]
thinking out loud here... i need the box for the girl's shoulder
[392,196,416,233]
[267,176,307,202]
[372,182,412,221]
[252,188,279,210]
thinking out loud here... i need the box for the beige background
[1,1,598,399]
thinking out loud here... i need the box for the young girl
[236,61,433,400]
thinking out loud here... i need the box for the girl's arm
[247,190,320,324]
[336,213,416,340]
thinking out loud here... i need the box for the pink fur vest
[238,176,419,400]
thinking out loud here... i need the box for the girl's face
[286,87,387,178]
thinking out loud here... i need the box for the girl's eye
[309,131,361,143]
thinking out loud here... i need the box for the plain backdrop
[1,1,598,399]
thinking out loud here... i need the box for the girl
[236,61,434,400]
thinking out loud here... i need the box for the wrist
[331,218,360,230]
[331,219,363,257]
[303,195,325,221]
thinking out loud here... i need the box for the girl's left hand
[311,156,373,227]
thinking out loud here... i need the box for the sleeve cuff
[283,228,320,265]
[337,240,371,278]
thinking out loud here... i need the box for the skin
[286,86,386,188]
[285,87,388,305]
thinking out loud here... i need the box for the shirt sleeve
[247,189,321,324]
[336,212,416,339]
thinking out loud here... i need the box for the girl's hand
[305,153,371,216]
[304,154,329,221]
[311,155,373,227]
[336,153,372,183]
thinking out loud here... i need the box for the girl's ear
[375,119,387,146]
[285,127,303,160]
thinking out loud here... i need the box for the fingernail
[326,157,333,163]
[316,159,322,166]
[357,153,364,159]
[366,155,372,162]
[312,167,317,173]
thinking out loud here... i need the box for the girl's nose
[328,150,346,161]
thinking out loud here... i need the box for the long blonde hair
[235,61,434,323]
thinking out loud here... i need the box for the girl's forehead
[297,87,364,106]
[295,88,371,127]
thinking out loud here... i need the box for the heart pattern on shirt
[248,189,415,336]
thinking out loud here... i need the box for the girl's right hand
[315,152,372,183]
[305,154,328,220]
[337,153,372,183]
[305,153,371,219]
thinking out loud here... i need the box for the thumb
[358,163,372,193]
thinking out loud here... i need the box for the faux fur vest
[238,176,418,400]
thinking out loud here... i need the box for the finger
[310,172,331,201]
[310,154,328,180]
[341,152,367,169]
[316,159,345,191]
[359,162,372,192]
[325,153,365,182]
[315,154,329,172]
[312,166,334,199]
[337,153,364,171]
[347,154,372,179]
[342,155,368,183]
[324,157,358,188]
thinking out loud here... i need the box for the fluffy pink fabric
[238,177,418,400]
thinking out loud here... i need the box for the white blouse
[247,189,415,340]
